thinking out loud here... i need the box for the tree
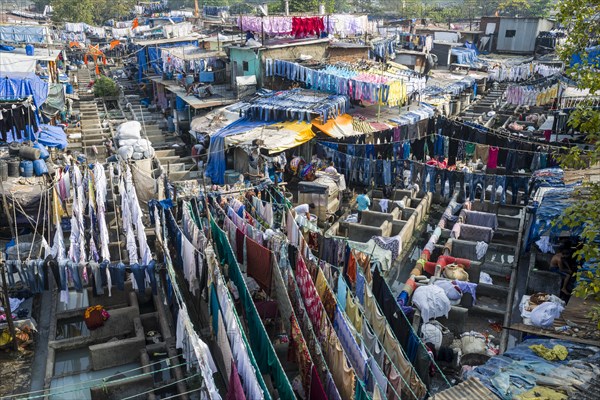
[51,0,135,25]
[554,0,600,327]
[51,0,96,25]
[497,0,552,17]
[33,0,51,13]
[93,76,120,98]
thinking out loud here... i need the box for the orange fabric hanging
[84,54,88,65]
[347,251,357,284]
[103,56,107,65]
[109,40,120,50]
[132,18,139,29]
[95,65,100,75]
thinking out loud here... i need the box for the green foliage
[51,0,135,25]
[93,76,120,98]
[33,0,51,13]
[497,0,551,17]
[554,0,600,326]
[51,0,96,25]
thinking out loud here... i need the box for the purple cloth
[454,280,478,304]
[459,210,498,230]
[226,360,246,400]
[451,223,494,243]
[371,235,401,260]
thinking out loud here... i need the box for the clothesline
[317,142,536,179]
[318,131,556,155]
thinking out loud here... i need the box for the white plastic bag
[530,301,564,328]
[117,145,133,160]
[116,121,142,140]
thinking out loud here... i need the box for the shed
[227,38,330,87]
[480,17,554,54]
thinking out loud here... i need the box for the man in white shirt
[324,161,338,174]
[293,203,315,219]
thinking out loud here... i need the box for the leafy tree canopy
[554,0,600,327]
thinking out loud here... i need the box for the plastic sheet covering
[0,25,50,44]
[225,121,315,154]
[311,114,359,138]
[205,119,268,184]
[0,74,48,106]
[37,124,68,149]
[42,83,66,115]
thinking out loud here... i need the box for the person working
[294,203,315,219]
[356,188,370,221]
[324,161,338,174]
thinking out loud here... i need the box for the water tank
[33,159,48,176]
[19,160,33,177]
[25,44,34,56]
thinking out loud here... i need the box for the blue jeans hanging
[509,176,529,205]
[423,164,437,193]
[470,173,486,202]
[383,160,392,186]
[130,263,146,295]
[491,175,506,204]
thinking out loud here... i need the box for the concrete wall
[328,46,369,63]
[89,317,146,370]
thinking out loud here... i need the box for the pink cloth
[309,365,327,400]
[295,255,323,334]
[226,360,246,400]
[487,146,499,169]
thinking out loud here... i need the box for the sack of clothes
[84,305,110,330]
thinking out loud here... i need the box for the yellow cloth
[315,269,327,299]
[312,114,355,138]
[529,344,568,361]
[346,292,363,333]
[515,386,567,400]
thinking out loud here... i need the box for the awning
[225,121,315,154]
[312,114,360,138]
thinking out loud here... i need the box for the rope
[8,359,188,399]
[27,182,46,261]
[120,373,200,400]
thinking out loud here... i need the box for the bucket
[25,44,34,56]
[65,83,73,94]
[8,159,20,177]
[8,142,20,157]
[33,142,50,160]
[0,161,7,181]
[20,160,33,177]
[19,146,41,161]
[33,159,48,176]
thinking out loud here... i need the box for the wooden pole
[1,259,18,351]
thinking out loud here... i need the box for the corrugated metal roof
[432,377,499,400]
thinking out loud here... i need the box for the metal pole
[1,258,18,351]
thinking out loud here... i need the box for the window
[243,61,249,72]
[505,29,516,38]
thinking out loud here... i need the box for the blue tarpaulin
[37,124,68,150]
[0,25,49,44]
[205,119,267,184]
[570,46,600,67]
[0,74,48,108]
